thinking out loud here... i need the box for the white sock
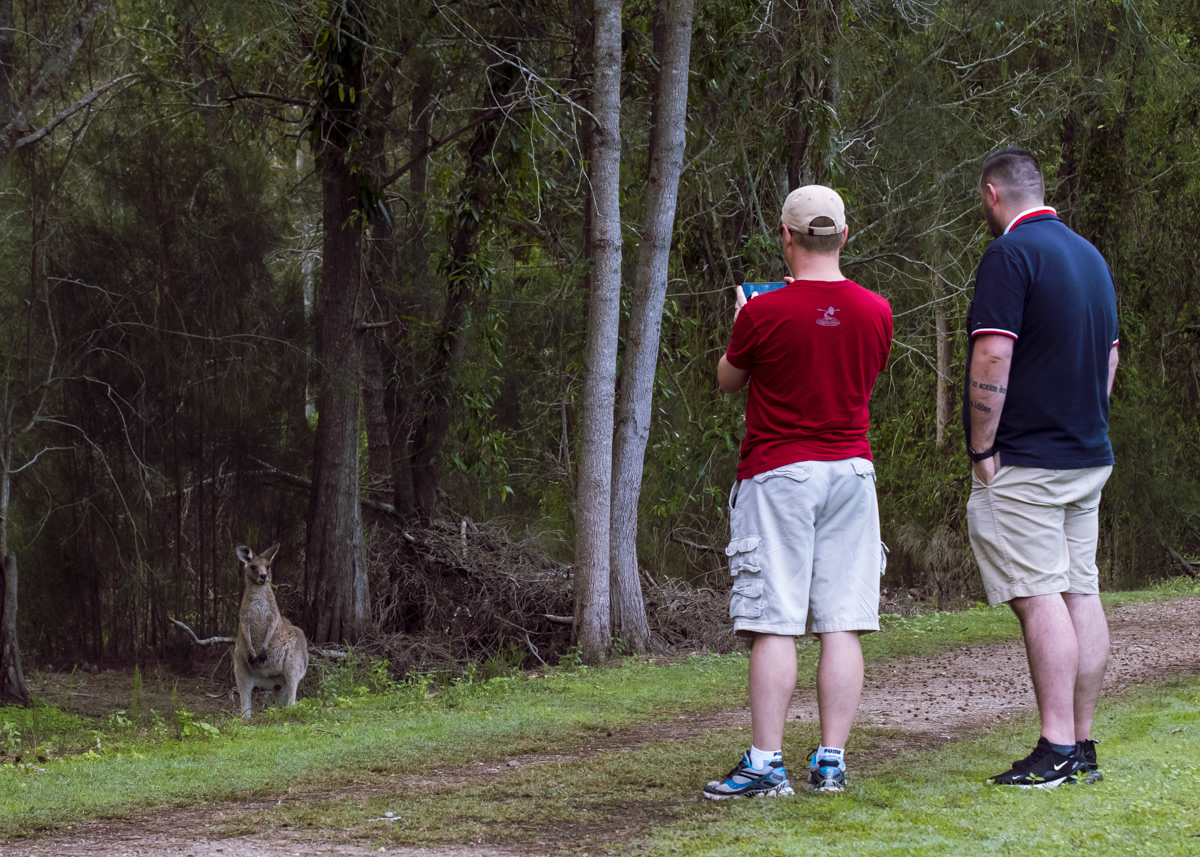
[815,745,845,769]
[748,745,783,769]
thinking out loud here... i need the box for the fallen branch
[168,617,233,645]
[169,616,346,657]
[669,532,719,553]
[543,614,573,626]
[249,456,401,517]
[1166,545,1199,579]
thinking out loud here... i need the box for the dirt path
[9,596,1200,857]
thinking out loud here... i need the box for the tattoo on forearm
[970,379,1007,394]
[971,400,992,413]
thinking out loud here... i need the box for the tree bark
[572,0,623,664]
[786,0,841,188]
[304,3,370,643]
[934,272,955,451]
[0,0,13,129]
[609,0,693,655]
[0,449,28,703]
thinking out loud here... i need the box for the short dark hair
[980,147,1044,200]
[787,216,843,253]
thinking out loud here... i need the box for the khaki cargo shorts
[725,458,884,637]
[967,465,1112,605]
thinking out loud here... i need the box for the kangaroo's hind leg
[233,658,255,719]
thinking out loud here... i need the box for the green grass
[0,578,1196,847]
[642,676,1200,857]
[216,675,1200,857]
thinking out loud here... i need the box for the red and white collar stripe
[1004,207,1057,235]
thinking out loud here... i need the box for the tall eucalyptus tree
[573,0,623,663]
[609,0,694,654]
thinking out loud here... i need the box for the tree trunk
[0,0,13,129]
[786,0,842,188]
[934,272,955,451]
[409,57,517,519]
[386,44,436,519]
[609,0,693,655]
[0,452,28,703]
[0,555,27,704]
[572,0,623,664]
[304,4,370,643]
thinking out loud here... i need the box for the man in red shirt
[703,186,892,799]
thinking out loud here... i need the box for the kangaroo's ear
[235,545,255,564]
[261,543,281,563]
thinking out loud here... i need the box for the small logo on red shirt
[816,306,841,327]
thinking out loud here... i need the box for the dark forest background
[1,0,1197,685]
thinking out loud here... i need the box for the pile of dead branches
[360,520,734,675]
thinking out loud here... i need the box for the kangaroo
[233,544,309,718]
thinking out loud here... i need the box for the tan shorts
[967,465,1112,605]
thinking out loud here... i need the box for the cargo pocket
[851,458,876,482]
[726,535,764,620]
[725,535,761,574]
[729,576,765,620]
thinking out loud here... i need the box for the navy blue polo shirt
[964,211,1118,468]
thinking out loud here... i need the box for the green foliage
[312,652,400,702]
[3,0,1200,673]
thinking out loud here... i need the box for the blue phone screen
[742,281,788,299]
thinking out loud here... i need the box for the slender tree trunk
[362,85,399,508]
[573,0,623,664]
[0,0,13,130]
[609,0,693,654]
[409,59,517,518]
[786,0,842,188]
[387,45,435,519]
[0,448,28,703]
[934,272,954,451]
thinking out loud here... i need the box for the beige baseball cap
[781,185,846,236]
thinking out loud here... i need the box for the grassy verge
[0,579,1195,839]
[216,674,1200,857]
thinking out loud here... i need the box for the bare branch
[0,0,109,159]
[14,72,139,148]
[168,617,234,646]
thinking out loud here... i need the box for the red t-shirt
[725,279,892,479]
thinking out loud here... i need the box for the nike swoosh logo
[1053,761,1070,771]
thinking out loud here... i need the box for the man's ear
[839,225,849,249]
[981,181,1000,207]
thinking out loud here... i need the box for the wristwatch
[968,445,998,462]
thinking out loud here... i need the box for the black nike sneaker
[1075,738,1102,784]
[986,737,1079,788]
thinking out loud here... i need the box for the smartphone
[741,281,788,299]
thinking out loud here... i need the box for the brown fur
[233,544,309,718]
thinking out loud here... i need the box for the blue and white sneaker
[703,752,794,800]
[805,752,847,792]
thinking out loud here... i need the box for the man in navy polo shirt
[964,147,1119,788]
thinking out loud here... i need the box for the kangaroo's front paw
[251,652,266,666]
